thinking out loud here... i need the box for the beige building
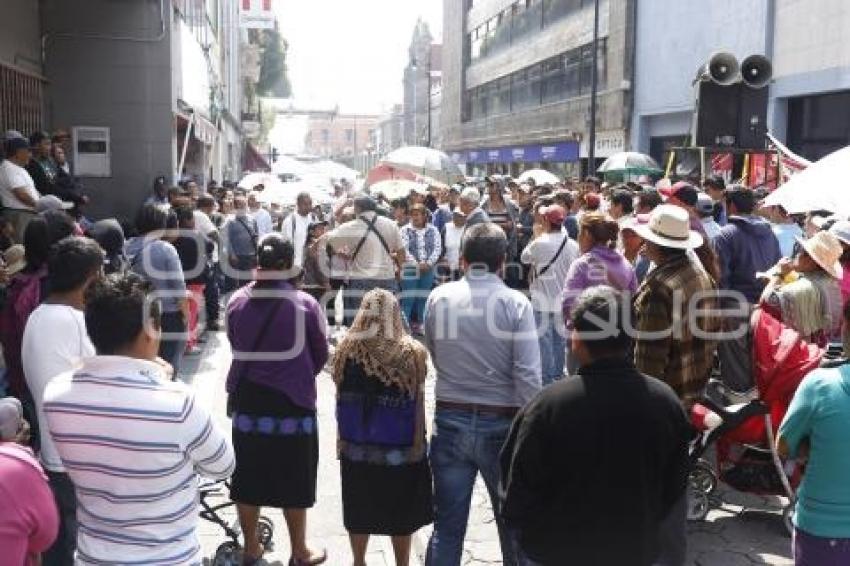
[304,114,379,162]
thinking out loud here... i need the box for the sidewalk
[187,331,793,566]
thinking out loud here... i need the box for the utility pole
[587,0,601,175]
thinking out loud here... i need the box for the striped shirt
[43,356,235,565]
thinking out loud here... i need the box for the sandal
[288,549,328,566]
[242,543,265,566]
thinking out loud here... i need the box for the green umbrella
[597,152,662,176]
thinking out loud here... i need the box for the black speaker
[695,83,768,150]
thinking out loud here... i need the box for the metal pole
[587,0,600,175]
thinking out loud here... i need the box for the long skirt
[230,379,318,508]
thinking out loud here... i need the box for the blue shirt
[779,365,850,537]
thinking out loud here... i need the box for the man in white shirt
[194,195,221,330]
[281,191,316,267]
[248,192,273,238]
[22,236,103,563]
[441,210,466,281]
[520,205,580,385]
[43,272,234,566]
[0,137,41,242]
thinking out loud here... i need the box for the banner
[240,0,275,29]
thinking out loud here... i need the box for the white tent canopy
[762,146,850,216]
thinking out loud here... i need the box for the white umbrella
[369,179,424,201]
[518,169,560,185]
[257,180,333,207]
[762,146,850,216]
[237,172,286,193]
[381,146,464,184]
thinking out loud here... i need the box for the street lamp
[411,51,432,147]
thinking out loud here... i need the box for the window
[596,38,608,91]
[471,27,485,61]
[563,49,580,98]
[511,69,532,111]
[579,44,594,94]
[494,76,512,115]
[0,63,44,136]
[541,55,564,103]
[321,129,329,143]
[346,129,354,142]
[543,0,578,26]
[490,9,512,52]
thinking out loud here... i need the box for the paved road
[188,332,794,566]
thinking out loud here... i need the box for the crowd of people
[1,120,849,566]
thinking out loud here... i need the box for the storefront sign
[452,141,579,165]
[580,130,626,158]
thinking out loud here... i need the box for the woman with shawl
[332,289,433,566]
[760,230,844,347]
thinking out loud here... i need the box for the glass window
[492,9,512,52]
[563,49,580,98]
[471,27,484,61]
[541,55,564,103]
[346,129,354,142]
[527,0,543,33]
[511,69,531,111]
[495,76,512,114]
[579,44,594,94]
[543,0,579,26]
[527,64,543,107]
[596,38,608,91]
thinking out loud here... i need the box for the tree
[256,27,292,98]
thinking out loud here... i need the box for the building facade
[441,0,635,177]
[1,0,245,219]
[376,104,406,156]
[631,0,850,164]
[303,113,379,163]
[403,21,443,148]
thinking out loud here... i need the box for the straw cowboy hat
[634,204,703,250]
[796,231,844,279]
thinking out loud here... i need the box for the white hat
[828,220,850,246]
[634,204,704,250]
[36,194,74,212]
[797,231,844,279]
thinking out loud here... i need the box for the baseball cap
[696,192,715,217]
[660,182,699,207]
[37,194,74,213]
[540,205,566,226]
[827,220,850,245]
[4,137,29,154]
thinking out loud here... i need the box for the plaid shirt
[633,254,719,407]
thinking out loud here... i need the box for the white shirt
[43,356,235,566]
[193,209,218,261]
[444,223,463,271]
[521,231,580,312]
[22,304,95,472]
[281,212,315,267]
[251,207,274,238]
[0,159,40,210]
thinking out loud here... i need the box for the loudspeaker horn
[695,52,740,86]
[740,55,773,89]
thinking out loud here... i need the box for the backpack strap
[350,215,392,264]
[534,235,570,279]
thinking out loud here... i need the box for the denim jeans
[159,311,187,377]
[534,311,566,385]
[426,409,518,566]
[400,265,436,326]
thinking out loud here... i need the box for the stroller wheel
[782,501,795,538]
[213,541,240,566]
[257,516,275,548]
[689,460,718,495]
[687,489,710,522]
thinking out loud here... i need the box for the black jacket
[500,358,691,566]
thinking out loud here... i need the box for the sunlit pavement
[186,331,793,566]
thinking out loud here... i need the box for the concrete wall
[0,0,42,75]
[630,0,769,152]
[41,0,174,221]
[769,0,850,141]
[442,0,632,152]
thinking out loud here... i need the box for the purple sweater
[562,245,638,326]
[226,280,328,410]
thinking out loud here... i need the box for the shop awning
[243,142,271,172]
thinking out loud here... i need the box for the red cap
[585,193,601,209]
[659,181,699,207]
[540,205,566,225]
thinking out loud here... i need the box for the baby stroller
[199,479,275,565]
[686,307,825,534]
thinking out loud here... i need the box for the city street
[189,331,794,566]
